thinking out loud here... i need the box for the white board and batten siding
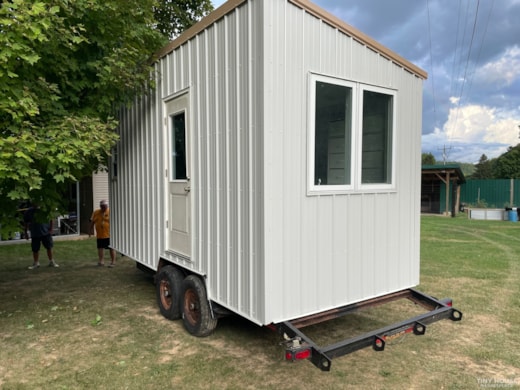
[92,170,109,209]
[111,0,426,326]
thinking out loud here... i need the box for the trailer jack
[277,288,462,371]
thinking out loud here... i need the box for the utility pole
[438,145,452,165]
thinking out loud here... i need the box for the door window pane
[171,112,187,180]
[361,90,393,184]
[314,81,352,185]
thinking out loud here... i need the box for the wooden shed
[421,164,466,216]
[111,0,430,340]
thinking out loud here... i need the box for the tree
[493,145,520,179]
[471,154,494,179]
[1,0,214,236]
[154,0,214,39]
[422,153,436,165]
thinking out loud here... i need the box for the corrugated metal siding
[112,0,265,324]
[461,179,520,208]
[187,2,264,322]
[262,0,422,323]
[112,90,164,269]
[112,0,423,326]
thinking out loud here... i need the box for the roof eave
[152,0,428,80]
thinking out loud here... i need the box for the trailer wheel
[156,266,183,320]
[181,275,217,337]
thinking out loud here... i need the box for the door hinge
[166,220,168,228]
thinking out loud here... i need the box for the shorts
[31,235,54,253]
[97,238,111,249]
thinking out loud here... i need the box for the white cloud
[449,97,460,105]
[444,104,519,146]
[476,46,520,88]
[422,104,520,162]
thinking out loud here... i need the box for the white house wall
[112,91,164,270]
[92,170,109,209]
[112,0,266,324]
[188,2,265,323]
[262,0,423,323]
[112,0,424,326]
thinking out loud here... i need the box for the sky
[211,0,520,164]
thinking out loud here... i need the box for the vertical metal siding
[112,0,422,326]
[112,87,164,269]
[190,2,263,322]
[155,2,267,322]
[461,179,520,208]
[262,0,422,323]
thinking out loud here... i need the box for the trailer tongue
[278,288,462,371]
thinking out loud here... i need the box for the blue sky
[212,0,520,163]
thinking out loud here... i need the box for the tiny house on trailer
[111,0,461,370]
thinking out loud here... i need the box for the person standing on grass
[24,204,59,269]
[89,200,116,267]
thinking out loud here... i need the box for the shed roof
[154,0,428,80]
[422,164,466,184]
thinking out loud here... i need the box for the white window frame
[308,73,357,194]
[358,84,397,191]
[307,73,397,195]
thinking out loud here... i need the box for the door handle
[184,185,191,192]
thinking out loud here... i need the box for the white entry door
[165,93,191,257]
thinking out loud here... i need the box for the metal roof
[422,164,466,184]
[154,0,427,80]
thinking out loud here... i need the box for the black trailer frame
[277,288,462,371]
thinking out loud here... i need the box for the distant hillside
[446,162,475,177]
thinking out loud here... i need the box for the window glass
[314,81,352,186]
[171,112,187,180]
[361,90,393,184]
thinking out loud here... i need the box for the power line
[449,0,463,99]
[426,0,437,126]
[449,0,481,151]
[438,145,453,165]
[458,0,481,106]
[465,0,495,99]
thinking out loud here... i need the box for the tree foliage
[154,0,213,39]
[470,154,495,179]
[0,0,171,234]
[422,153,436,165]
[493,145,520,179]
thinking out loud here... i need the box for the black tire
[156,265,184,320]
[181,275,217,337]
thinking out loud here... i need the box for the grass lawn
[0,215,519,389]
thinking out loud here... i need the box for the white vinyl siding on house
[92,170,109,209]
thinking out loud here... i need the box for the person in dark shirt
[24,205,59,269]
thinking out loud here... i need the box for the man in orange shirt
[89,200,116,267]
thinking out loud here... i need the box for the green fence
[460,179,520,208]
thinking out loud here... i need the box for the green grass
[1,216,519,389]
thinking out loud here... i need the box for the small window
[361,89,394,184]
[309,75,355,191]
[171,111,187,180]
[308,74,396,194]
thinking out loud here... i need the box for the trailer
[111,0,462,370]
